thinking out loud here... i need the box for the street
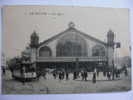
[2,69,131,94]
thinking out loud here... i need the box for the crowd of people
[2,61,129,85]
[37,67,129,84]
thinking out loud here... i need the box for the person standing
[59,72,62,80]
[62,72,65,80]
[81,71,84,81]
[124,68,128,76]
[92,68,97,83]
[42,72,47,79]
[92,72,96,83]
[66,72,69,80]
[107,71,111,80]
[73,71,77,80]
[84,71,88,81]
[53,72,57,79]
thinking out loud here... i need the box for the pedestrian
[81,71,84,80]
[107,71,111,80]
[53,72,56,79]
[73,72,77,80]
[59,72,62,80]
[76,72,79,79]
[124,68,128,76]
[117,69,121,78]
[42,72,47,79]
[62,72,64,80]
[66,72,69,80]
[2,67,6,75]
[84,71,88,81]
[92,72,96,84]
[37,72,41,81]
[115,71,118,78]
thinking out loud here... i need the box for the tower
[107,29,115,68]
[30,31,39,63]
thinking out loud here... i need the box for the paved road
[2,70,131,94]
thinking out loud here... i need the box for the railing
[37,56,107,62]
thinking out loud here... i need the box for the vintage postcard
[1,6,131,94]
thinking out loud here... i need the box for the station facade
[29,22,115,72]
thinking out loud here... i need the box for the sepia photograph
[1,6,131,94]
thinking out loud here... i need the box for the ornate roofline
[38,27,107,47]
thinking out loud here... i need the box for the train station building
[29,22,117,72]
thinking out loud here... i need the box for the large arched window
[56,33,87,57]
[92,45,105,56]
[39,46,52,57]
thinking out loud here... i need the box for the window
[39,46,52,57]
[92,45,105,56]
[56,33,87,57]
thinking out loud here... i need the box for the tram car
[12,61,37,81]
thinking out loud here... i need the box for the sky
[2,5,131,59]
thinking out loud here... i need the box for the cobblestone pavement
[2,70,131,94]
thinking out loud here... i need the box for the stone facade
[29,22,115,71]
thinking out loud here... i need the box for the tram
[12,61,37,81]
